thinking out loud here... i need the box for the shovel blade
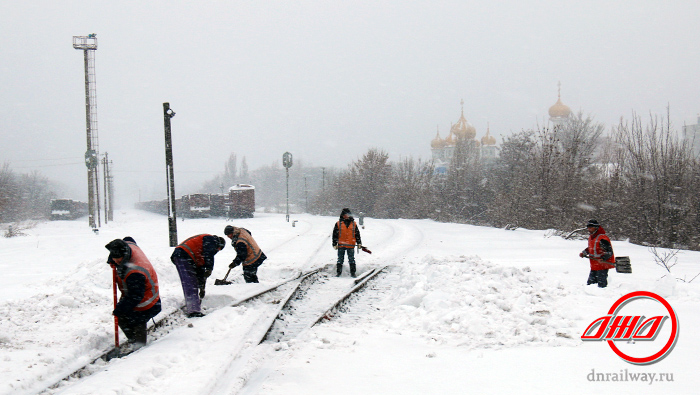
[214,279,232,285]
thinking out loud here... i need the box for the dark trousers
[243,261,261,283]
[172,255,202,314]
[337,247,356,275]
[116,305,159,344]
[118,319,147,344]
[587,269,609,288]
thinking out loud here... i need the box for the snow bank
[380,255,580,349]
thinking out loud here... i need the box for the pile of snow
[374,256,579,349]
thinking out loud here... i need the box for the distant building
[430,100,499,173]
[683,115,700,157]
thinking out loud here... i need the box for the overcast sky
[2,1,699,204]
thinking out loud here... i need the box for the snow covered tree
[375,157,437,219]
[601,111,697,247]
[442,135,490,222]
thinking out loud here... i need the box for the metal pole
[286,167,290,222]
[112,266,119,348]
[163,102,178,246]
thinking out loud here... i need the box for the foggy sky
[2,1,699,205]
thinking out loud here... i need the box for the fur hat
[105,239,131,264]
[586,219,600,228]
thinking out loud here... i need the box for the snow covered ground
[0,209,698,395]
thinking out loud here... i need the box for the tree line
[0,163,58,223]
[308,111,700,250]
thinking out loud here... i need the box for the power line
[8,157,82,162]
[13,162,83,169]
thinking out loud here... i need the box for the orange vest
[177,234,210,267]
[117,242,160,311]
[337,220,357,248]
[236,229,263,266]
[588,232,616,270]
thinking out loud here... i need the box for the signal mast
[73,34,101,229]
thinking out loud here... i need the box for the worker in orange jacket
[105,237,161,347]
[332,208,362,277]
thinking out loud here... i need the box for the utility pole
[163,103,178,246]
[102,152,114,222]
[73,33,101,229]
[283,152,293,222]
[102,153,110,223]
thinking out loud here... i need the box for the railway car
[49,199,88,220]
[183,193,211,218]
[209,193,228,217]
[228,184,255,218]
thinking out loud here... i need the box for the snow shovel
[215,268,233,285]
[358,246,372,254]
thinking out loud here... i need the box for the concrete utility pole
[102,153,114,222]
[283,152,293,222]
[163,103,178,247]
[73,33,101,229]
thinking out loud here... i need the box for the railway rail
[43,265,388,394]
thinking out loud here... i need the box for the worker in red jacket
[579,219,616,288]
[105,238,161,348]
[171,234,226,317]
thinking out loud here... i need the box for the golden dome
[549,82,571,119]
[451,99,476,140]
[431,127,446,149]
[444,129,455,146]
[481,125,496,146]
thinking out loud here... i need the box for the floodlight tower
[73,34,102,229]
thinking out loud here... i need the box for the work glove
[357,244,362,249]
[333,245,338,250]
[229,261,240,269]
[579,252,585,258]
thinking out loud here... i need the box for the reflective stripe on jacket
[337,220,357,248]
[236,228,263,266]
[117,242,160,311]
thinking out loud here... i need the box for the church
[430,99,498,174]
[431,85,572,174]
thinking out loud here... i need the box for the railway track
[40,268,322,394]
[207,265,390,395]
[42,265,388,394]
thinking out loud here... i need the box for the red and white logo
[581,291,679,365]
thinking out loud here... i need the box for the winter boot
[336,263,343,277]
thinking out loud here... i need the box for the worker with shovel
[223,225,267,283]
[332,208,363,277]
[579,219,616,288]
[170,234,226,317]
[105,237,161,350]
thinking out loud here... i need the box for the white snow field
[0,209,698,395]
